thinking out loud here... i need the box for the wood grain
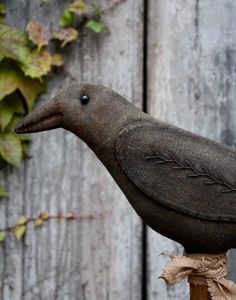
[147,0,236,299]
[1,0,236,299]
[190,284,211,300]
[0,1,144,299]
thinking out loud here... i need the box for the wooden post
[147,1,236,298]
[190,284,211,300]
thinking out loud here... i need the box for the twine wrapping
[160,252,236,300]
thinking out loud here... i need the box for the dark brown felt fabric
[117,120,236,222]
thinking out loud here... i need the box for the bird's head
[15,83,142,150]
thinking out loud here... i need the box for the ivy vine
[0,0,123,197]
[0,209,111,242]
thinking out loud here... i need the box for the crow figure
[15,84,236,253]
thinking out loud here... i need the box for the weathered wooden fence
[1,0,236,299]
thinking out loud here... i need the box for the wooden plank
[147,0,236,298]
[0,1,144,299]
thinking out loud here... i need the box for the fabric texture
[160,253,236,300]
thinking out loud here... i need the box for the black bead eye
[80,95,89,105]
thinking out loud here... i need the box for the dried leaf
[34,218,43,228]
[0,132,22,166]
[59,9,75,27]
[69,1,87,14]
[0,231,6,242]
[15,225,26,240]
[0,185,8,197]
[40,210,49,220]
[17,215,28,225]
[26,20,49,50]
[0,61,46,110]
[0,24,53,78]
[66,212,76,220]
[53,28,78,47]
[51,53,64,67]
[86,20,105,33]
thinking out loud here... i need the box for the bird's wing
[116,120,236,222]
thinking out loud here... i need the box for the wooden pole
[190,283,211,300]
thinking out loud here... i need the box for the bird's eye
[80,95,89,105]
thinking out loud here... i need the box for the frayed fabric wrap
[160,253,236,300]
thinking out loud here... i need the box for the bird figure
[15,83,236,254]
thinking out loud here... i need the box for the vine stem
[102,0,126,14]
[0,210,111,233]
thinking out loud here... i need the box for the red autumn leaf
[53,28,78,47]
[26,20,49,50]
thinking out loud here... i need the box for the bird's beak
[15,99,63,134]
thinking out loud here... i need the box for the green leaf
[6,115,22,132]
[59,9,75,27]
[0,4,5,14]
[19,134,31,142]
[0,94,25,130]
[17,215,28,225]
[3,93,25,114]
[51,53,64,67]
[0,103,13,131]
[91,3,103,17]
[0,3,5,24]
[0,132,22,166]
[26,20,49,50]
[5,115,31,144]
[0,231,6,242]
[15,225,26,240]
[0,185,8,197]
[0,24,53,78]
[86,19,105,33]
[53,28,79,47]
[0,24,30,62]
[34,218,43,228]
[21,142,29,157]
[0,61,46,110]
[20,48,52,80]
[69,1,87,14]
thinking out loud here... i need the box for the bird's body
[16,83,236,253]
